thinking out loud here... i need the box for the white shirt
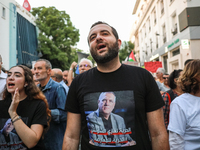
[168,93,200,150]
[0,71,7,100]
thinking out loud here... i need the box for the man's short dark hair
[89,21,119,41]
[36,59,52,69]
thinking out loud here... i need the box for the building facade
[130,0,200,73]
[0,0,39,70]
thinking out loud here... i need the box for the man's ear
[118,39,122,49]
[98,100,100,104]
[47,68,51,75]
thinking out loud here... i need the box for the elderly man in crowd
[67,58,93,86]
[34,59,67,150]
[156,68,165,84]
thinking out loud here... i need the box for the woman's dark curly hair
[179,59,200,94]
[168,69,183,89]
[3,65,51,135]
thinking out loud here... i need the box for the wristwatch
[69,68,73,71]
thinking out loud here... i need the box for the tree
[31,6,80,70]
[119,41,134,63]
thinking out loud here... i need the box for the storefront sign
[167,38,179,49]
[181,39,190,49]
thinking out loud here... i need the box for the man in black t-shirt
[62,21,169,150]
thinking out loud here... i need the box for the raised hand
[8,88,20,118]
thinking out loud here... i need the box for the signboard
[144,61,162,73]
[181,39,190,49]
[122,61,139,67]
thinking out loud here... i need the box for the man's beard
[90,41,119,64]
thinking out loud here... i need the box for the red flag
[128,51,136,62]
[23,0,31,12]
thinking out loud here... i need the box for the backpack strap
[165,92,171,126]
[167,89,175,102]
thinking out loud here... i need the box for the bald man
[62,70,69,86]
[51,68,69,95]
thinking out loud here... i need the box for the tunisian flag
[128,51,136,62]
[23,0,31,12]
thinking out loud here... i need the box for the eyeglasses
[79,64,91,68]
[163,77,169,79]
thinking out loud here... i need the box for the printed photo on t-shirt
[0,118,27,150]
[84,91,136,147]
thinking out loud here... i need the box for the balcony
[171,24,178,35]
[163,36,166,43]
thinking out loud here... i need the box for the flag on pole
[128,51,136,62]
[75,65,80,74]
[23,0,31,12]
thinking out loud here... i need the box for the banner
[144,61,162,73]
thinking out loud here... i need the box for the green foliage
[119,41,134,63]
[31,6,80,70]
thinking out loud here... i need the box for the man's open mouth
[97,43,106,50]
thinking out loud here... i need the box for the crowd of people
[0,21,199,150]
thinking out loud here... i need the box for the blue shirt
[39,78,67,150]
[60,80,69,95]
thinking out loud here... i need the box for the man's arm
[62,112,81,150]
[51,85,67,123]
[147,108,169,150]
[68,62,77,86]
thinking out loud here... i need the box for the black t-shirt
[65,64,164,150]
[0,96,48,150]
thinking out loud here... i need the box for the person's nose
[7,75,14,80]
[34,69,39,74]
[104,100,108,106]
[96,34,103,42]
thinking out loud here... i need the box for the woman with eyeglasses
[0,65,51,149]
[168,59,200,149]
[162,69,183,128]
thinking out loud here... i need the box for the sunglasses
[79,64,91,68]
[163,77,169,79]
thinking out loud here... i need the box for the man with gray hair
[156,67,165,84]
[34,59,67,150]
[68,58,93,86]
[0,55,7,100]
[86,92,136,147]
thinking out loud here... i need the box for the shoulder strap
[165,92,171,126]
[166,90,175,102]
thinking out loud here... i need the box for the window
[172,49,180,56]
[162,24,166,43]
[171,13,177,35]
[163,55,168,73]
[160,0,164,15]
[2,7,6,18]
[154,11,157,24]
[148,18,151,32]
